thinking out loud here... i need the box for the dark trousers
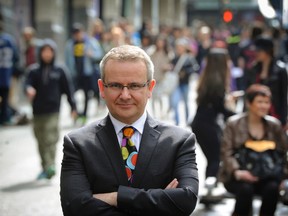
[191,120,222,178]
[75,75,93,117]
[224,178,280,216]
[0,87,10,124]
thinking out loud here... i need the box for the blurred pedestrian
[8,26,42,125]
[196,25,213,67]
[139,18,153,42]
[65,22,103,125]
[238,22,264,91]
[141,32,154,53]
[89,18,111,53]
[219,84,288,216]
[190,48,235,186]
[25,39,77,179]
[149,34,172,119]
[0,20,19,125]
[89,18,107,114]
[110,26,126,48]
[90,18,105,42]
[246,36,288,128]
[170,38,199,125]
[21,26,42,68]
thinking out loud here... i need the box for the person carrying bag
[160,53,188,96]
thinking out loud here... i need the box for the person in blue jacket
[65,22,103,125]
[0,22,19,125]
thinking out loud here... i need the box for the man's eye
[110,83,122,89]
[129,84,141,90]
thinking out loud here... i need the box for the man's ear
[148,79,156,98]
[98,79,105,99]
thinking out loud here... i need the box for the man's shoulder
[0,33,16,47]
[64,38,74,48]
[27,63,40,73]
[0,32,15,41]
[67,120,102,137]
[153,122,196,149]
[84,35,101,47]
[155,120,192,136]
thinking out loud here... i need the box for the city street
[0,0,287,215]
[1,78,288,216]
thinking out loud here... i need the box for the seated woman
[219,84,288,216]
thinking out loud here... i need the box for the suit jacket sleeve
[60,134,126,216]
[117,129,199,216]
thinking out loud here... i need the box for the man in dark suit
[60,45,199,216]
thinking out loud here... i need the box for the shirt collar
[109,112,147,135]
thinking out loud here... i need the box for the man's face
[40,46,54,64]
[98,59,155,124]
[176,44,186,55]
[23,32,33,42]
[73,31,84,42]
[255,49,269,62]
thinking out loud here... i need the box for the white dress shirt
[109,112,147,151]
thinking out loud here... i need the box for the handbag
[161,54,188,95]
[234,140,284,180]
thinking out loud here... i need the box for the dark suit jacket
[60,114,198,216]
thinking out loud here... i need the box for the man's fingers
[166,178,178,189]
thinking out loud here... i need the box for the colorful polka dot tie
[121,126,138,184]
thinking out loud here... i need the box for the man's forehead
[105,59,147,71]
[107,58,144,63]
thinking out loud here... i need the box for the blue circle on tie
[127,151,137,170]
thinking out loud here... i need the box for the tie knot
[122,126,135,139]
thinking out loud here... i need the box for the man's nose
[120,87,131,98]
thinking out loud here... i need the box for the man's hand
[93,192,118,207]
[71,110,78,120]
[165,178,179,189]
[234,170,259,183]
[26,86,36,102]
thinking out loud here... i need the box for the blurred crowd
[1,13,288,215]
[1,17,288,127]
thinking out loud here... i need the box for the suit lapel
[96,116,129,186]
[132,116,160,187]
